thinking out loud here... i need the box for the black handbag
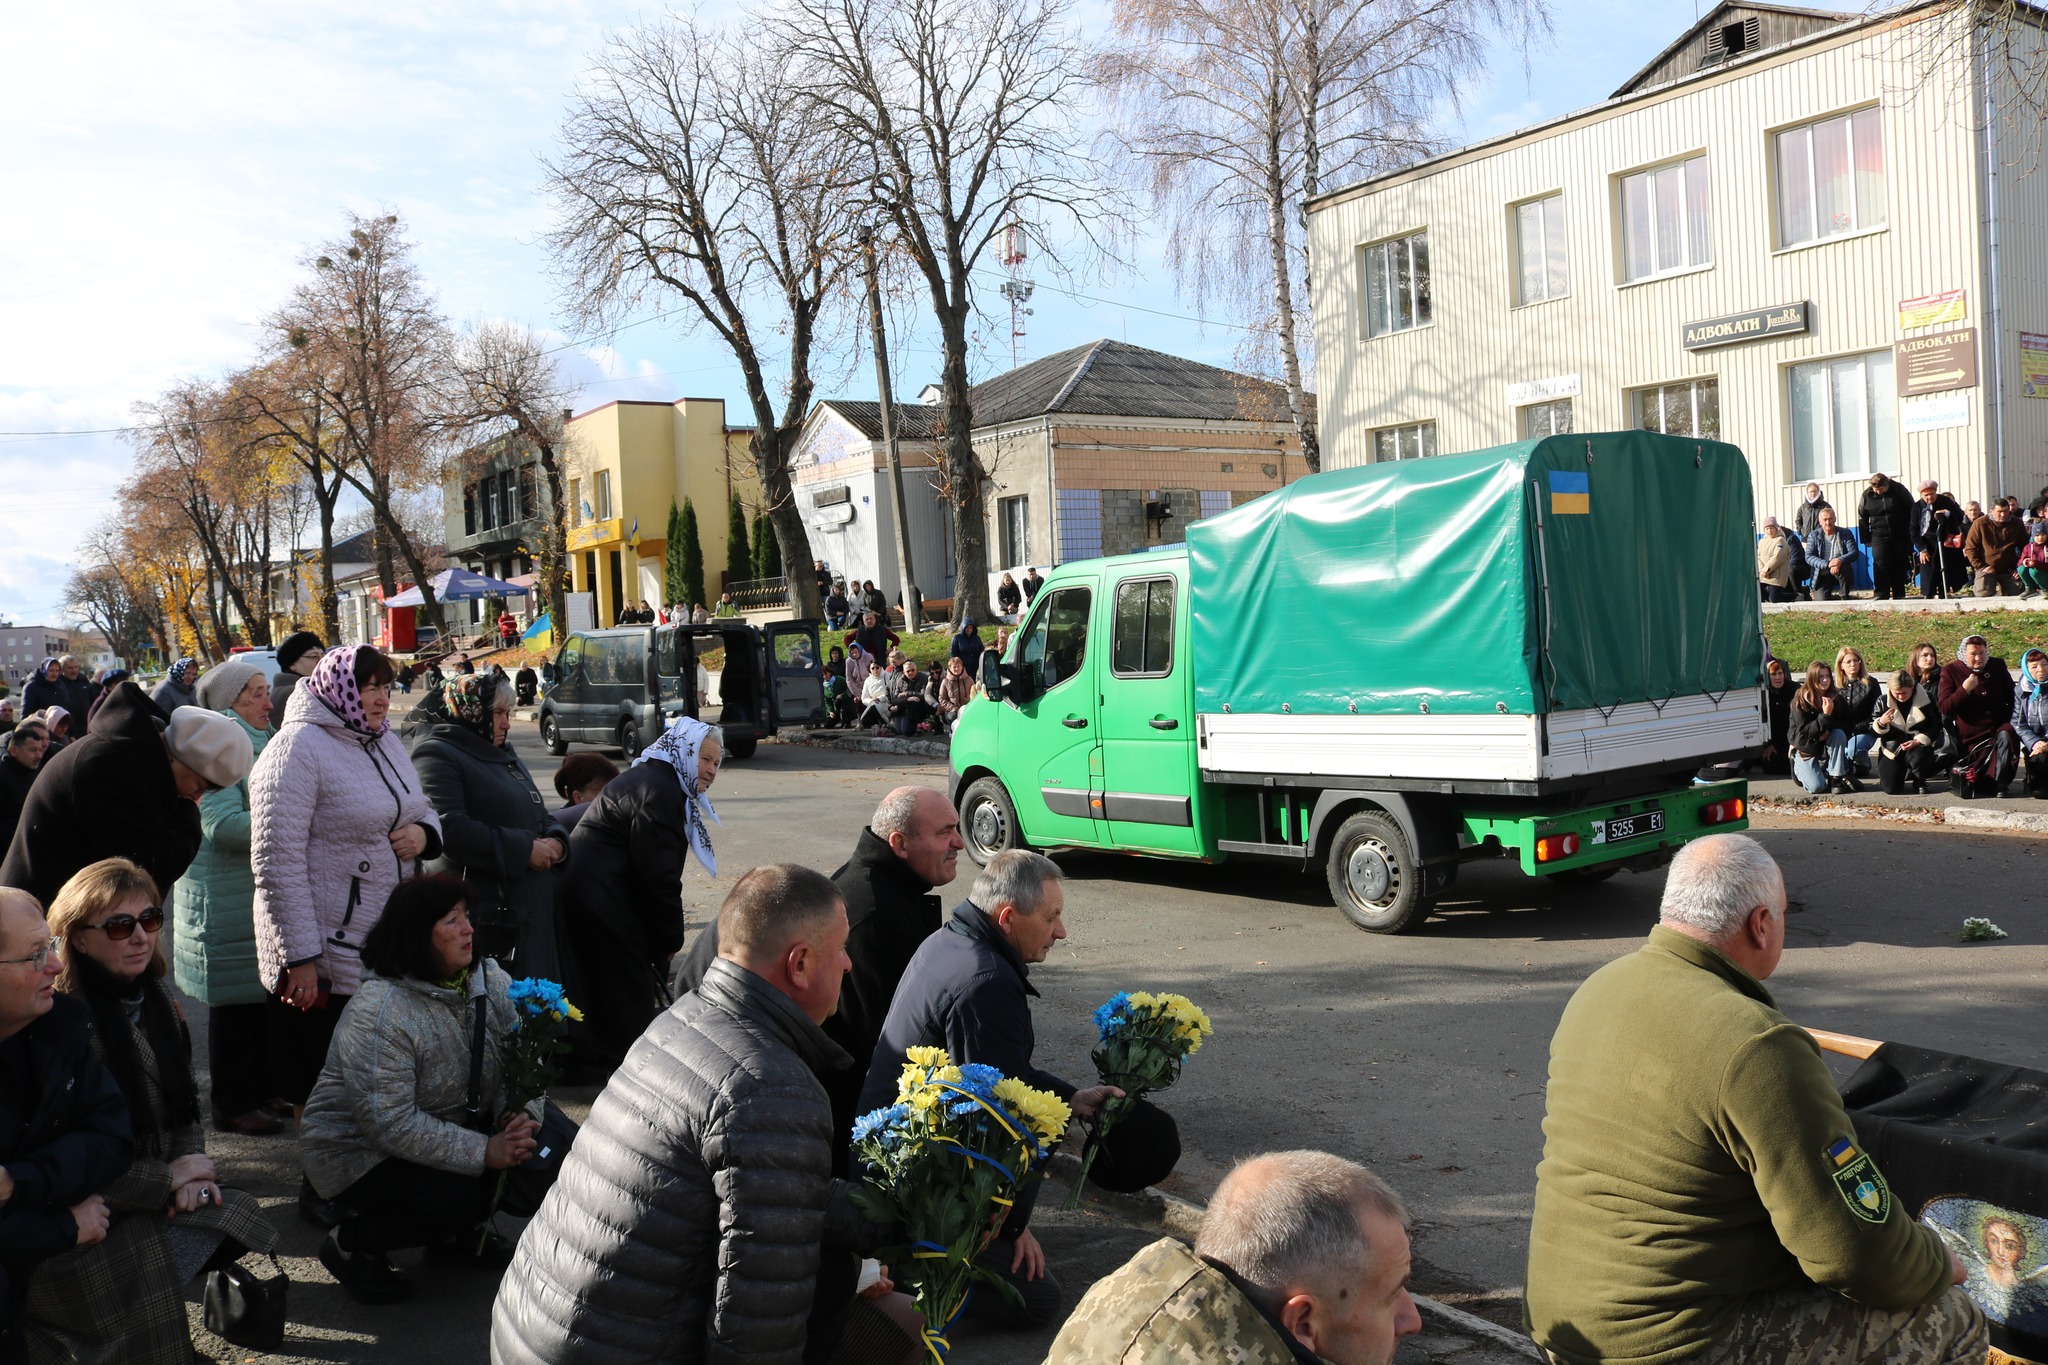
[202,1255,289,1350]
[498,1098,579,1218]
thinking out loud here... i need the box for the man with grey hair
[857,847,1123,1329]
[1527,833,1982,1365]
[1049,1150,1421,1364]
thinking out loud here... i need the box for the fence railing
[727,577,791,611]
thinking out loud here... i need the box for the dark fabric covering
[0,760,36,862]
[1086,1100,1181,1194]
[490,958,880,1365]
[0,998,133,1286]
[1842,1042,2048,1361]
[410,721,568,969]
[554,762,690,1082]
[0,684,199,911]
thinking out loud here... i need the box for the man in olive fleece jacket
[1526,834,1982,1365]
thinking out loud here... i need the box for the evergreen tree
[750,508,770,580]
[664,499,686,607]
[759,511,783,582]
[725,493,751,592]
[678,498,708,611]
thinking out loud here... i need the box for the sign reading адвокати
[1682,303,1810,350]
[1896,329,1978,398]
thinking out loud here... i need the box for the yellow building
[562,398,756,627]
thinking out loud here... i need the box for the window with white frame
[1630,378,1721,439]
[998,495,1031,567]
[1788,351,1896,481]
[1514,195,1568,305]
[1361,231,1432,338]
[1372,422,1438,461]
[594,469,613,521]
[1521,399,1574,439]
[1620,156,1711,282]
[1776,107,1884,248]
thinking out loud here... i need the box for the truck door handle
[1149,717,1179,730]
[1062,716,1089,729]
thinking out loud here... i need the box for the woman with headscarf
[1938,634,2019,798]
[20,658,63,716]
[2010,647,2048,797]
[171,660,282,1135]
[410,673,568,972]
[151,658,199,713]
[251,645,442,1158]
[34,860,280,1362]
[555,715,720,1084]
[34,706,73,755]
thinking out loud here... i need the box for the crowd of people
[1759,474,2048,602]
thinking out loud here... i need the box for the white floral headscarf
[634,715,722,875]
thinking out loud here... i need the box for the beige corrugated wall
[1306,8,2048,527]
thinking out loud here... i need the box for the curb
[770,731,950,761]
[1045,1154,1544,1361]
[1753,794,2048,834]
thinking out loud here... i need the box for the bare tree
[235,357,351,643]
[547,13,865,619]
[1098,0,1532,470]
[442,321,576,638]
[69,521,165,666]
[279,212,453,636]
[783,0,1114,623]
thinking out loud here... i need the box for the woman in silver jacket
[301,875,540,1304]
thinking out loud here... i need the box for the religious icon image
[1925,1197,2048,1336]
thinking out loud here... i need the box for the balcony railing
[726,577,791,612]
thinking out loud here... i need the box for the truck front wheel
[1325,810,1432,934]
[960,777,1027,866]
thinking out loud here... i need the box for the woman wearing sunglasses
[27,859,279,1363]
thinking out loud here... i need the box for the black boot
[298,1176,351,1228]
[320,1226,412,1305]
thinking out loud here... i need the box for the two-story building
[0,626,71,687]
[1308,1,2048,529]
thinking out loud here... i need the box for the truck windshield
[1020,587,1091,691]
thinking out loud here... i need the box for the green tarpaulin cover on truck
[1188,430,1764,717]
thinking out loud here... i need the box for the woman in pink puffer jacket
[252,646,441,1113]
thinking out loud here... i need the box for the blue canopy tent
[383,567,530,608]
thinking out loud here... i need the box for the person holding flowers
[493,864,921,1365]
[856,849,1127,1330]
[299,875,539,1305]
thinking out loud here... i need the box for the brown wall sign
[1896,328,1978,397]
[1682,302,1811,350]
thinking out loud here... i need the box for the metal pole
[861,226,922,632]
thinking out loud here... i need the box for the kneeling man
[1526,834,1982,1365]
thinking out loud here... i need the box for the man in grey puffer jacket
[491,864,916,1365]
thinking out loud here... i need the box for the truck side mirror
[980,650,1004,701]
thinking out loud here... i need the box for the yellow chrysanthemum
[565,1004,585,1023]
[935,1064,964,1086]
[1127,990,1158,1010]
[904,1045,952,1070]
[993,1078,1072,1147]
[906,1085,943,1115]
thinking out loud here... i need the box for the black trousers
[1876,746,1942,794]
[1869,543,1908,599]
[271,994,349,1105]
[965,1239,1063,1329]
[338,1158,496,1254]
[207,1001,274,1120]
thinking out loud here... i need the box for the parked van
[539,620,824,760]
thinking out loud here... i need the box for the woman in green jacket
[171,660,282,1135]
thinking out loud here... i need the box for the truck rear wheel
[540,712,567,757]
[617,721,643,761]
[960,777,1027,866]
[1325,810,1431,934]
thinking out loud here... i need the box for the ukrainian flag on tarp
[1549,469,1590,514]
[1843,1045,2048,1363]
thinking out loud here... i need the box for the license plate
[1597,809,1665,844]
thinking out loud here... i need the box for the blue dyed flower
[507,977,570,1019]
[956,1063,1003,1097]
[1093,992,1132,1039]
[852,1103,910,1144]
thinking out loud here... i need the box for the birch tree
[1098,0,1536,470]
[783,0,1112,623]
[547,12,864,620]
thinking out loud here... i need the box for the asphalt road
[184,726,2048,1358]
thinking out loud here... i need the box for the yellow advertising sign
[2022,332,2048,399]
[1898,289,1966,330]
[567,517,623,551]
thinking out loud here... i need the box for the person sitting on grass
[1873,672,1953,797]
[1789,662,1858,795]
[2011,648,2048,798]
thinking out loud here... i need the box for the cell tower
[998,221,1034,369]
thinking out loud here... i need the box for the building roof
[966,339,1298,427]
[816,401,946,442]
[1611,2,1850,97]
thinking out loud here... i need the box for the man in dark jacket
[0,888,132,1358]
[1856,472,1914,600]
[1911,481,1967,599]
[16,665,61,721]
[52,659,95,725]
[1964,499,2027,596]
[845,610,898,666]
[492,865,914,1365]
[0,683,250,910]
[0,726,46,860]
[858,850,1125,1329]
[1939,635,2018,796]
[1804,508,1860,601]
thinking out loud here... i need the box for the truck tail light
[1535,833,1581,863]
[1700,797,1746,826]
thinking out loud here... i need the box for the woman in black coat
[554,716,720,1084]
[409,675,567,972]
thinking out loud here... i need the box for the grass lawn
[1766,609,2048,672]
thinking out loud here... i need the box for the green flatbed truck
[949,431,1765,932]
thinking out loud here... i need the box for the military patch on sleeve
[1825,1138,1892,1223]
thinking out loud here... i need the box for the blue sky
[0,0,1702,629]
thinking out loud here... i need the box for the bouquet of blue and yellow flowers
[1064,991,1212,1209]
[477,977,581,1250]
[849,1047,1070,1359]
